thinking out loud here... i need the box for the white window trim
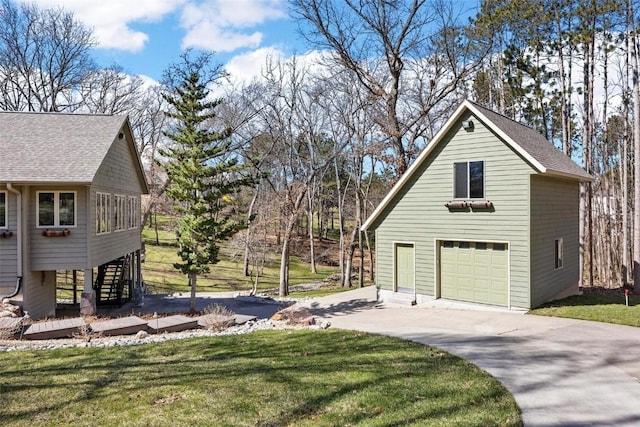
[0,190,7,229]
[555,238,564,270]
[453,160,485,200]
[36,191,77,228]
[96,192,112,235]
[114,194,127,232]
[128,196,138,230]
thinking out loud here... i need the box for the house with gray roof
[0,112,149,319]
[362,100,592,309]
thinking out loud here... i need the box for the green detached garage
[362,100,592,310]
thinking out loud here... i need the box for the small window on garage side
[443,241,454,248]
[475,242,487,250]
[459,241,470,249]
[555,238,563,269]
[0,191,6,228]
[493,243,506,251]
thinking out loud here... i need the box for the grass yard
[0,330,522,427]
[530,291,640,327]
[141,227,339,295]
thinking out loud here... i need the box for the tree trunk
[279,235,291,297]
[189,272,197,313]
[358,226,364,287]
[554,3,571,157]
[623,24,631,285]
[356,188,363,287]
[154,210,159,246]
[365,229,374,282]
[307,190,317,274]
[278,190,307,297]
[334,158,347,287]
[344,224,358,288]
[243,189,259,277]
[633,24,640,292]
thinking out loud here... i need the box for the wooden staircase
[93,256,130,307]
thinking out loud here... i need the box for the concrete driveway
[298,287,640,426]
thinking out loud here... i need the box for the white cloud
[21,0,289,54]
[223,48,331,88]
[180,0,287,52]
[224,46,285,84]
[18,0,185,52]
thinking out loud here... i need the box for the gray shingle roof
[362,100,592,231]
[468,101,592,180]
[0,111,127,183]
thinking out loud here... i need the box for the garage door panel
[440,241,508,307]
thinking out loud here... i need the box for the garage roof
[362,100,592,231]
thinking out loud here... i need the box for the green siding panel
[530,175,580,307]
[374,111,533,308]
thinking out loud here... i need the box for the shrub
[201,304,235,331]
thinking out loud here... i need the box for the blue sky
[22,0,308,82]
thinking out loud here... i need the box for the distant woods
[2,0,639,291]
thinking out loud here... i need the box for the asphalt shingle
[0,111,127,183]
[469,101,592,180]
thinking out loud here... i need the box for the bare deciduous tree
[292,0,488,176]
[0,0,96,112]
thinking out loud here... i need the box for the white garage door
[440,241,508,306]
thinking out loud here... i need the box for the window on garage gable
[454,161,484,199]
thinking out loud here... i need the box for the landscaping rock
[319,320,331,329]
[0,318,318,352]
[0,300,21,317]
[135,330,149,340]
[300,316,316,326]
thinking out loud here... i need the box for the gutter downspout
[2,183,22,299]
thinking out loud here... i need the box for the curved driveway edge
[299,287,640,426]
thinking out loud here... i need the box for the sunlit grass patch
[0,330,522,426]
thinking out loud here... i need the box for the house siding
[530,175,580,306]
[88,132,144,267]
[87,187,142,267]
[0,187,18,295]
[28,186,89,271]
[93,132,146,194]
[374,111,534,308]
[22,269,56,319]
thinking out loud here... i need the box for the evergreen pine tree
[159,53,253,312]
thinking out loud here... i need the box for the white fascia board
[361,101,470,231]
[464,102,547,174]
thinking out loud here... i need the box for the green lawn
[0,330,522,427]
[530,291,640,327]
[141,227,339,294]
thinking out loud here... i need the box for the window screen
[454,162,468,198]
[469,161,484,198]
